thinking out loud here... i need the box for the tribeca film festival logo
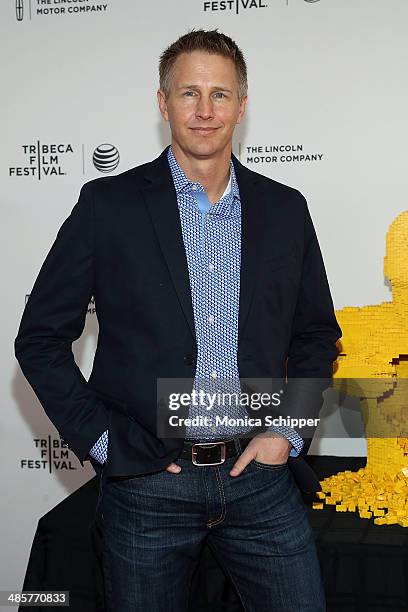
[15,0,109,21]
[239,143,324,166]
[9,142,120,178]
[24,293,96,315]
[16,0,23,20]
[20,436,77,471]
[203,0,267,13]
[9,142,73,178]
[203,0,320,12]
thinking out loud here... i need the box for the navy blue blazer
[14,146,341,492]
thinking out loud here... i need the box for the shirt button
[208,263,215,271]
[211,370,218,379]
[192,185,197,191]
[208,315,215,324]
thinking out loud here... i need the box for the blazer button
[184,354,195,366]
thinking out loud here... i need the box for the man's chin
[183,142,226,160]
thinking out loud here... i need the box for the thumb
[229,451,253,476]
[166,462,182,473]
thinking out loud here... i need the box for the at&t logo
[92,143,120,173]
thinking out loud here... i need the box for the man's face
[157,51,247,160]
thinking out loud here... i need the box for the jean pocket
[250,459,288,471]
[108,468,168,490]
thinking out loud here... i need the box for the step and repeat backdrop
[1,0,407,597]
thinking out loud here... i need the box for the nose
[195,95,214,120]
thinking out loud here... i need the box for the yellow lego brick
[385,515,398,524]
[328,216,408,526]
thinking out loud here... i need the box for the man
[15,29,341,611]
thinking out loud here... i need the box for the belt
[181,435,252,466]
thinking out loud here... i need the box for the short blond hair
[159,29,248,101]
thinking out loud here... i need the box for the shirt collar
[167,146,240,217]
[221,173,232,200]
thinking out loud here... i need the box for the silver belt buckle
[191,441,226,466]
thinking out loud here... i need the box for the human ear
[157,90,169,122]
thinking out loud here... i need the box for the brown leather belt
[181,436,252,466]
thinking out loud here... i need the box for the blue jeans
[96,438,325,612]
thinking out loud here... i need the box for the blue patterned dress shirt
[88,147,304,464]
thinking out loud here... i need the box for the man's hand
[229,431,291,477]
[166,462,182,473]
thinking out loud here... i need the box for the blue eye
[184,91,195,97]
[213,92,226,99]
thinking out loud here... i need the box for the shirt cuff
[88,429,108,464]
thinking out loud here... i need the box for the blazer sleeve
[14,182,110,462]
[283,192,342,448]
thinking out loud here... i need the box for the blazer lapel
[232,154,267,347]
[141,148,197,343]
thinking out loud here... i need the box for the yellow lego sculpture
[314,211,408,526]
